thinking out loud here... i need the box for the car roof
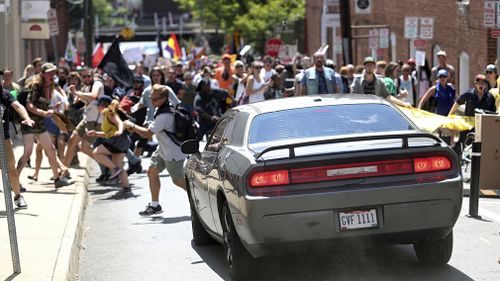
[237,94,388,114]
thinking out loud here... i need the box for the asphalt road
[78,157,500,281]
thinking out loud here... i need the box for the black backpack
[155,102,200,146]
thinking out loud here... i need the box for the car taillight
[290,159,413,184]
[250,170,289,187]
[413,156,451,173]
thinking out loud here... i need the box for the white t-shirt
[148,113,187,161]
[249,76,266,104]
[83,80,105,123]
[50,90,69,114]
[398,75,415,106]
[260,68,275,82]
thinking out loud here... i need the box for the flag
[92,43,105,68]
[97,37,134,87]
[64,34,78,63]
[165,33,182,61]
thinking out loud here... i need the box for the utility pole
[339,0,353,65]
[84,0,93,66]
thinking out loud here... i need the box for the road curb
[51,155,91,281]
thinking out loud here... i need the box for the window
[248,104,413,144]
[205,118,232,152]
[459,51,470,94]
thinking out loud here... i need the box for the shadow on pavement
[131,215,191,225]
[101,189,140,201]
[193,242,475,281]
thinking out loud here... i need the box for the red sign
[492,29,500,38]
[265,38,283,57]
[413,39,427,48]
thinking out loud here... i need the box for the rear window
[248,104,414,144]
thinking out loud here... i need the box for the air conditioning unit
[355,0,372,14]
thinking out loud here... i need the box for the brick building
[305,0,496,94]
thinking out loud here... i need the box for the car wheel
[222,201,253,280]
[188,188,215,245]
[413,230,453,265]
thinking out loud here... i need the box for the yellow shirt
[101,111,118,139]
[488,88,500,112]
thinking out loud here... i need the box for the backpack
[155,102,200,146]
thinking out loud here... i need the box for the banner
[398,106,475,133]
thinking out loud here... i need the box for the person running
[0,84,34,207]
[16,63,70,189]
[123,84,187,216]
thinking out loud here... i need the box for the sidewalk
[0,138,90,281]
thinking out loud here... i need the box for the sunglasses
[438,75,447,78]
[486,71,495,74]
[82,74,92,78]
[254,66,262,69]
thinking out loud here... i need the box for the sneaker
[20,185,26,192]
[139,204,163,216]
[96,174,108,183]
[54,177,70,188]
[127,161,142,175]
[14,195,28,209]
[109,168,123,180]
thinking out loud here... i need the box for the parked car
[182,94,463,280]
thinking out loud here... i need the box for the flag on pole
[97,37,134,87]
[92,43,105,68]
[165,33,182,61]
[64,34,78,63]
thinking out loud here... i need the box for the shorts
[21,120,46,135]
[75,120,101,144]
[150,151,185,181]
[44,117,60,137]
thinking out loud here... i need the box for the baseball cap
[41,63,57,73]
[97,95,113,105]
[407,58,416,65]
[474,74,486,82]
[363,56,376,65]
[437,50,447,57]
[486,64,497,73]
[234,60,245,67]
[437,69,448,77]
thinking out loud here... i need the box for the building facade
[306,0,495,94]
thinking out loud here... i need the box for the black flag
[97,37,134,87]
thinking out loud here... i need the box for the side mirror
[181,139,200,154]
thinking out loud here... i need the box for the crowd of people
[1,48,499,214]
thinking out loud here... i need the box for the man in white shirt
[124,84,187,216]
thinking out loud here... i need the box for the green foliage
[175,0,305,54]
[93,0,114,26]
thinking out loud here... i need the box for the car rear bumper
[233,178,462,257]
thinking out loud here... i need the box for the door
[195,118,233,232]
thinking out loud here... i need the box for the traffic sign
[413,39,426,48]
[491,28,500,38]
[47,9,59,36]
[265,38,283,57]
[419,17,434,40]
[120,27,135,40]
[484,1,495,27]
[404,17,419,39]
[379,28,389,49]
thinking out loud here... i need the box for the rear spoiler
[254,131,442,159]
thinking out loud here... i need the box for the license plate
[339,209,378,231]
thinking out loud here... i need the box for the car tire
[222,201,254,280]
[413,230,453,265]
[188,188,215,245]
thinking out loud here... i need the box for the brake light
[290,159,413,184]
[250,170,289,187]
[413,156,451,173]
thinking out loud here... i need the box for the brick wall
[305,0,494,89]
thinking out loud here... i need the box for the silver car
[182,94,462,280]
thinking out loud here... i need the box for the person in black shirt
[194,78,224,140]
[0,84,34,208]
[165,67,185,99]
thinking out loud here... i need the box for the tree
[175,0,305,54]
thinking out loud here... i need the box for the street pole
[468,142,481,218]
[84,0,93,66]
[339,0,353,65]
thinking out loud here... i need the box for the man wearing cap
[431,50,455,85]
[300,52,339,96]
[63,67,105,169]
[485,64,498,90]
[350,57,411,108]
